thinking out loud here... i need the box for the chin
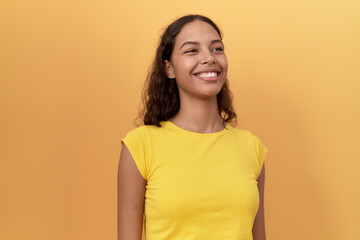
[197,89,223,99]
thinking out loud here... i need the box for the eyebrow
[179,39,224,50]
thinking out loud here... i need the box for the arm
[252,163,266,240]
[118,143,147,240]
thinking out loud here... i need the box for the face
[164,20,228,100]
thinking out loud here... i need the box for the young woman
[118,14,268,240]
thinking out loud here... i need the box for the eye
[184,49,198,54]
[212,47,224,52]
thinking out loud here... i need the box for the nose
[200,51,216,64]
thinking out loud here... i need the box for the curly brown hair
[135,14,237,128]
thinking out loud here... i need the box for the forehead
[174,20,221,47]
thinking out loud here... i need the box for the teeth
[199,72,217,78]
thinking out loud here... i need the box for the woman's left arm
[252,163,266,240]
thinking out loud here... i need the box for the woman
[118,14,268,240]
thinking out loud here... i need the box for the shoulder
[125,124,158,134]
[229,126,256,139]
[228,127,266,148]
[123,124,163,140]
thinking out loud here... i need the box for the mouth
[193,71,221,81]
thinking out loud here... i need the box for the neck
[168,95,225,133]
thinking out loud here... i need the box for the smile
[198,72,217,77]
[194,71,220,81]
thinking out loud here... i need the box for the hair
[135,14,237,128]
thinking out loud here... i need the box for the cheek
[218,56,228,82]
[214,54,228,70]
[174,58,198,75]
[221,56,228,69]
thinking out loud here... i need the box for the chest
[144,138,259,222]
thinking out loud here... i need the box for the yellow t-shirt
[121,120,268,240]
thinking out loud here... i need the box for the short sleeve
[252,134,268,178]
[121,127,148,180]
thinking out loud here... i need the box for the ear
[164,60,176,79]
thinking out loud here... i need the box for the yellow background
[1,0,359,239]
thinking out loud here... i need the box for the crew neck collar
[160,120,231,136]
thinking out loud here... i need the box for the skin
[164,20,228,133]
[253,164,267,240]
[118,19,266,240]
[117,143,146,240]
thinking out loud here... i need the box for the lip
[193,68,221,75]
[193,71,221,81]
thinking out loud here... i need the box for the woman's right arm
[117,143,147,240]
